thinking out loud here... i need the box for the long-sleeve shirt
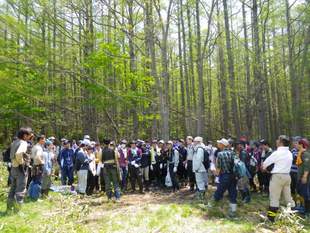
[75,150,90,171]
[193,146,206,173]
[11,139,28,167]
[166,149,179,168]
[216,149,234,174]
[141,148,151,168]
[31,143,44,165]
[186,144,194,161]
[58,148,74,168]
[43,150,53,175]
[297,150,310,181]
[127,148,142,165]
[263,147,292,174]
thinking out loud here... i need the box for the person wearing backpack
[7,127,32,213]
[2,139,15,187]
[235,141,251,203]
[193,137,208,200]
[259,139,273,195]
[209,138,238,218]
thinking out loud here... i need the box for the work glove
[134,163,139,168]
[173,167,177,173]
[160,164,163,169]
[131,161,136,166]
[150,165,153,171]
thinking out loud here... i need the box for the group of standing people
[3,127,310,222]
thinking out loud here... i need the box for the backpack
[2,147,11,162]
[233,158,248,179]
[10,140,21,161]
[198,147,210,170]
[249,154,258,172]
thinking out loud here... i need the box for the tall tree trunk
[177,1,187,136]
[217,1,229,136]
[285,0,300,134]
[252,0,267,139]
[242,2,252,138]
[195,0,205,137]
[186,3,197,134]
[127,0,139,138]
[223,0,240,137]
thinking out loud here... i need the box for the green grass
[0,163,309,233]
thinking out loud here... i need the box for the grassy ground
[0,163,309,233]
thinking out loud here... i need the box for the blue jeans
[214,173,237,204]
[61,166,74,185]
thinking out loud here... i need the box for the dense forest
[0,0,309,143]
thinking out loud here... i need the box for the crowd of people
[2,127,310,221]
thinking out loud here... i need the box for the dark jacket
[127,148,142,166]
[58,148,74,168]
[141,148,151,168]
[75,150,90,171]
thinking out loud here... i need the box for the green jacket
[298,150,310,182]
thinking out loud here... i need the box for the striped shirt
[291,148,298,173]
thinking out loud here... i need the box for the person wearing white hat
[193,137,208,200]
[210,138,238,217]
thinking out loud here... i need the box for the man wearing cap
[212,138,238,217]
[263,135,295,222]
[186,136,196,191]
[128,141,143,193]
[101,139,121,200]
[58,140,74,186]
[7,128,32,213]
[165,140,180,192]
[192,137,207,199]
[297,138,310,216]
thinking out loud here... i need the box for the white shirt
[263,146,292,174]
[31,143,44,165]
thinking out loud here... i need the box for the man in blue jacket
[58,140,74,186]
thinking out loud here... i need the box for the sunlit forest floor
[0,163,309,233]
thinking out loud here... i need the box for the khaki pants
[269,173,295,208]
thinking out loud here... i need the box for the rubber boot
[228,203,237,218]
[267,206,278,222]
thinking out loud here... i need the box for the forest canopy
[0,0,309,143]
